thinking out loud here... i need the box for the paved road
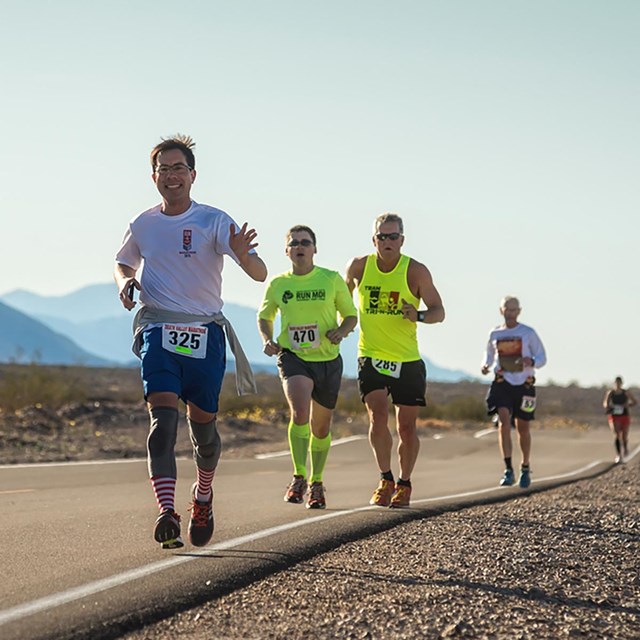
[0,425,619,639]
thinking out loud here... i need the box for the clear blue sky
[1,1,638,387]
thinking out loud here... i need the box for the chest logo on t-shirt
[364,286,401,315]
[291,289,326,303]
[179,229,197,258]
[497,338,523,372]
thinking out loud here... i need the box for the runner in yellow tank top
[346,213,445,509]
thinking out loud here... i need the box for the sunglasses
[287,239,314,247]
[375,232,402,241]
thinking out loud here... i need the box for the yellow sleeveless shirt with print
[357,254,421,362]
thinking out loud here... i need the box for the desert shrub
[0,364,88,412]
[338,387,486,422]
[420,395,486,422]
[219,374,365,417]
[219,373,288,418]
[335,378,363,414]
[440,396,487,421]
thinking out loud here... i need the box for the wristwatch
[417,310,425,323]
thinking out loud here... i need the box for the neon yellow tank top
[357,254,420,361]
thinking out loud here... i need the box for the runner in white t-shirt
[114,135,267,550]
[481,295,547,489]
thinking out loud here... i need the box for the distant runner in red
[603,376,636,463]
[481,296,547,489]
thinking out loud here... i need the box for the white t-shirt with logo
[115,201,242,315]
[482,322,547,386]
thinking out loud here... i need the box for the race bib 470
[288,323,320,350]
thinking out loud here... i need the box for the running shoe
[369,479,395,507]
[499,468,515,487]
[284,475,308,504]
[519,467,531,489]
[188,483,214,547]
[306,481,326,510]
[154,509,184,549]
[389,484,412,509]
[615,455,623,464]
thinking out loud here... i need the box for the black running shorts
[276,349,344,410]
[486,376,537,421]
[357,357,427,406]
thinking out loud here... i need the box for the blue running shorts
[140,321,226,413]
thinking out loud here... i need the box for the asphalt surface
[0,425,619,639]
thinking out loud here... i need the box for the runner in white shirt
[481,296,547,489]
[114,135,267,550]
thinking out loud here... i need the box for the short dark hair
[287,225,316,245]
[150,134,196,171]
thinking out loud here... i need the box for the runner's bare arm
[326,315,358,344]
[114,263,140,311]
[257,318,281,356]
[407,260,445,324]
[345,256,366,294]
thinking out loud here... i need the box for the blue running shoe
[499,469,515,486]
[519,467,531,489]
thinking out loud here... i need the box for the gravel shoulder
[121,458,639,640]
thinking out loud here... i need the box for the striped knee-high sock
[195,467,215,502]
[150,476,176,513]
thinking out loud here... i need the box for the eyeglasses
[287,239,314,247]
[375,232,402,241]
[155,163,193,175]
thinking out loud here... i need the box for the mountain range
[0,300,109,366]
[0,284,474,381]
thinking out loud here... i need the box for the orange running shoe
[369,479,395,507]
[284,475,308,504]
[389,483,412,509]
[306,482,326,510]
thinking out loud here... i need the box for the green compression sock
[288,421,310,477]
[309,432,332,483]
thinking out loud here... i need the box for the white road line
[0,455,615,628]
[0,489,34,496]
[412,460,604,504]
[0,508,363,627]
[0,458,147,470]
[254,434,367,460]
[474,427,497,439]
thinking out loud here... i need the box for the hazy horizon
[1,1,638,387]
